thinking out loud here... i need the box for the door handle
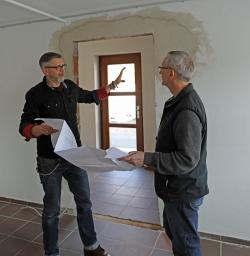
[136,105,140,119]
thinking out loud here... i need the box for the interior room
[0,0,250,255]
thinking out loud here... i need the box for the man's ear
[169,69,175,79]
[41,67,47,76]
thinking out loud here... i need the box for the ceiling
[0,0,189,28]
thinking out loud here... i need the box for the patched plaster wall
[50,8,211,81]
[49,7,211,143]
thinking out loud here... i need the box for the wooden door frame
[99,53,144,150]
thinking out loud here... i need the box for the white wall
[161,0,250,240]
[0,0,249,240]
[0,21,63,203]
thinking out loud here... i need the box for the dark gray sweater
[144,84,209,201]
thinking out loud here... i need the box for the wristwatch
[109,81,118,90]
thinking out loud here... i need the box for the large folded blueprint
[40,118,134,172]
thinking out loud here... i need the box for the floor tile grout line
[0,213,41,225]
[2,229,249,255]
[220,239,222,256]
[58,226,78,246]
[98,180,158,220]
[0,214,28,240]
[14,241,32,256]
[148,230,162,256]
[0,210,79,251]
[0,231,35,256]
[100,231,160,252]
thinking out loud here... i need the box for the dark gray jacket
[144,84,209,201]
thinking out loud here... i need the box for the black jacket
[144,84,209,201]
[19,77,100,158]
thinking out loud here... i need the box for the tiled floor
[0,201,172,256]
[1,201,250,256]
[88,168,160,225]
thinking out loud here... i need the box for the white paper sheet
[105,147,128,159]
[38,118,77,151]
[39,118,134,172]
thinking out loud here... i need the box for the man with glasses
[121,51,209,256]
[19,52,125,256]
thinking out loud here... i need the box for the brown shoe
[84,245,110,256]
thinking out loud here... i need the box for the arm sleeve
[77,86,108,105]
[19,90,41,141]
[144,110,202,175]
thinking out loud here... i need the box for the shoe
[84,245,110,256]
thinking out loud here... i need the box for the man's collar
[42,76,67,90]
[165,83,193,107]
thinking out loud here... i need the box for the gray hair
[39,52,62,68]
[163,51,194,82]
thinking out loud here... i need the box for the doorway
[99,53,143,152]
[77,36,159,225]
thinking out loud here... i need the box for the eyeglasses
[158,66,171,70]
[45,64,67,71]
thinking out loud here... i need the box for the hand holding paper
[32,122,58,137]
[118,151,145,167]
[40,118,134,172]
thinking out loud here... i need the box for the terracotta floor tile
[103,222,159,248]
[0,233,7,243]
[30,208,43,224]
[59,214,78,231]
[135,187,157,199]
[155,232,172,251]
[60,249,81,256]
[97,236,124,256]
[0,203,23,217]
[109,194,132,206]
[0,201,8,209]
[128,196,155,209]
[2,197,248,256]
[13,207,41,221]
[91,182,120,194]
[222,243,250,256]
[93,219,109,235]
[34,228,73,245]
[16,243,43,256]
[12,222,42,241]
[0,218,27,235]
[91,192,113,204]
[89,167,159,224]
[0,215,7,224]
[201,239,220,256]
[60,231,83,253]
[94,176,127,186]
[119,207,160,224]
[123,178,144,188]
[115,186,139,196]
[92,201,125,217]
[119,241,152,256]
[0,236,29,256]
[151,248,173,256]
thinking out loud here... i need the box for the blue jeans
[37,157,97,256]
[163,197,203,256]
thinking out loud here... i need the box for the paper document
[39,118,77,151]
[40,118,134,172]
[105,147,128,159]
